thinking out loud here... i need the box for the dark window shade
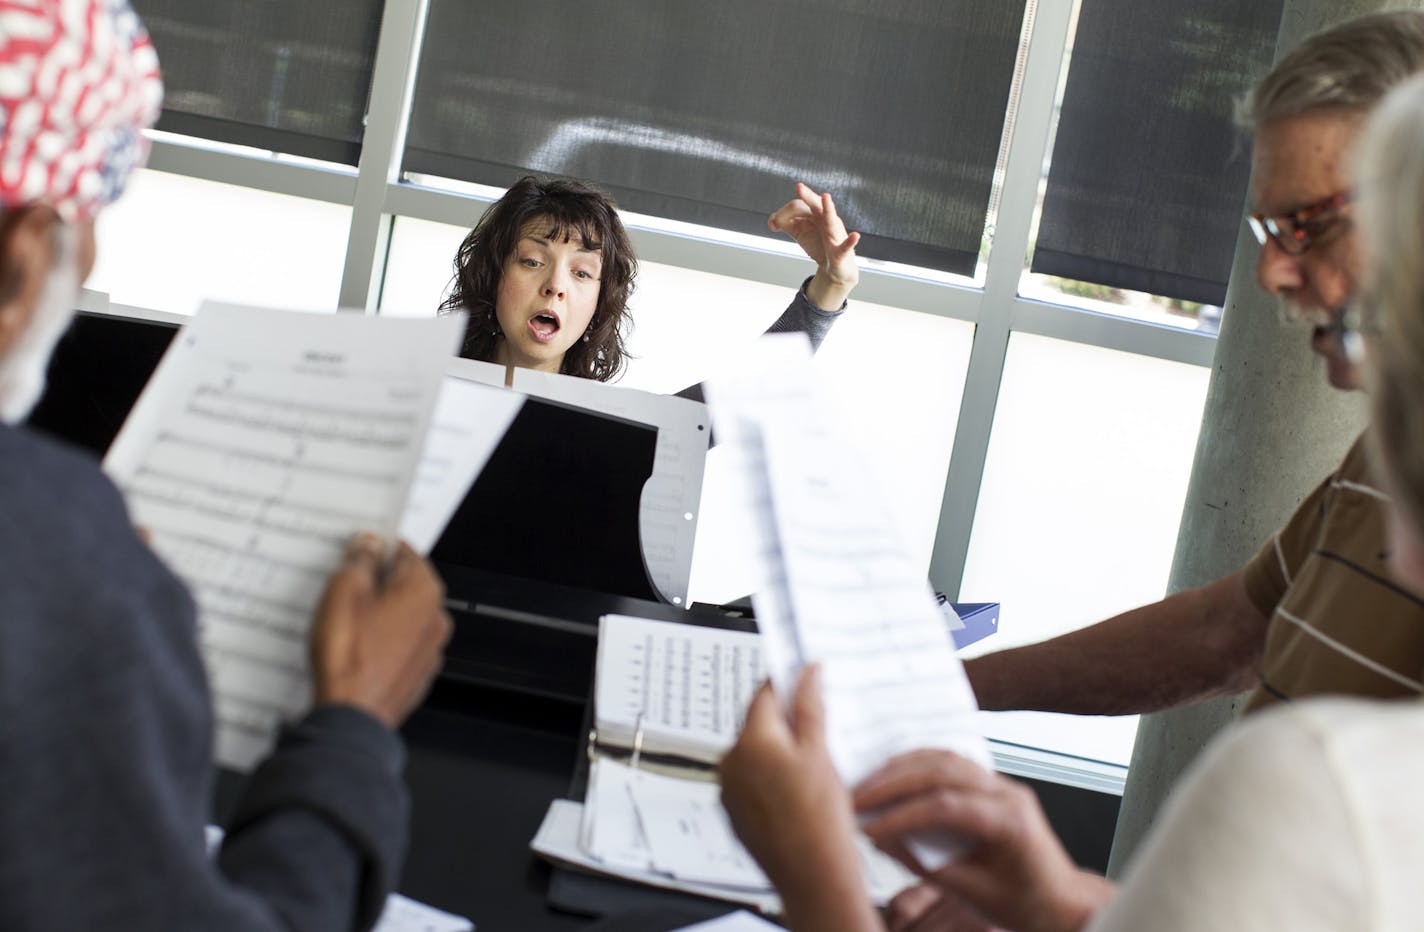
[1031,0,1283,306]
[405,0,1027,277]
[134,1,383,165]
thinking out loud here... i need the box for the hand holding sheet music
[103,303,501,770]
[704,336,989,868]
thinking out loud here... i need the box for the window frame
[127,0,1235,793]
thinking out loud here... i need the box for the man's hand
[885,883,1004,932]
[769,182,861,311]
[718,667,880,932]
[855,750,1115,932]
[310,533,452,729]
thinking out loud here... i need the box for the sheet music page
[375,894,474,932]
[105,302,463,771]
[578,758,915,900]
[530,799,783,913]
[759,418,988,778]
[581,757,655,871]
[628,765,770,890]
[700,338,816,697]
[399,364,523,552]
[672,911,783,932]
[704,337,989,865]
[595,615,761,760]
[511,368,710,606]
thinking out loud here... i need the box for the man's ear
[0,206,60,356]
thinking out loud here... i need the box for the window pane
[1018,271,1223,335]
[133,0,381,163]
[1030,0,1282,306]
[406,0,1027,275]
[89,170,351,314]
[959,333,1210,765]
[682,278,973,605]
[380,216,471,318]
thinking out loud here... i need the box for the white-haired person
[962,10,1424,729]
[0,3,451,929]
[718,70,1424,932]
[870,13,1424,922]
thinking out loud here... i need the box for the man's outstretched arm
[965,571,1269,716]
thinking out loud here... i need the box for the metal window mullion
[145,139,358,205]
[927,0,1076,598]
[1010,298,1218,367]
[337,0,428,312]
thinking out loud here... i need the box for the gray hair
[1360,74,1424,529]
[1239,10,1424,131]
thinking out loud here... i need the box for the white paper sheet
[105,302,463,771]
[399,364,524,552]
[703,336,990,868]
[672,911,782,932]
[629,767,769,890]
[581,757,654,872]
[510,368,710,606]
[532,798,783,914]
[375,893,474,932]
[574,759,915,905]
[445,356,508,387]
[594,614,762,761]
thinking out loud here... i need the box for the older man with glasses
[961,8,1424,731]
[886,12,1424,926]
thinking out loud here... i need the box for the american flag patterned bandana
[0,0,161,222]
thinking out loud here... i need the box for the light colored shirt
[1089,697,1424,932]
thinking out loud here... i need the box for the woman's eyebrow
[522,233,600,255]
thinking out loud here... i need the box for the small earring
[582,333,591,343]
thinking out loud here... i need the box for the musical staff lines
[703,336,990,814]
[597,616,763,762]
[104,302,463,770]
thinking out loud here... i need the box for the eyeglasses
[1247,190,1353,256]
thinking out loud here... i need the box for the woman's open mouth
[528,312,561,343]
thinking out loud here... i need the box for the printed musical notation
[703,337,988,867]
[594,614,762,763]
[106,303,463,770]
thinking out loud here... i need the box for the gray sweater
[0,424,406,931]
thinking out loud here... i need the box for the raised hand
[769,182,862,311]
[310,534,452,729]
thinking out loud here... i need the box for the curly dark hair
[438,175,636,381]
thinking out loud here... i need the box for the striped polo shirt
[1242,433,1424,713]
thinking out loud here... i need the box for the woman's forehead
[519,216,602,253]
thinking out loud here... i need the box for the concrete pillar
[1104,0,1409,878]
